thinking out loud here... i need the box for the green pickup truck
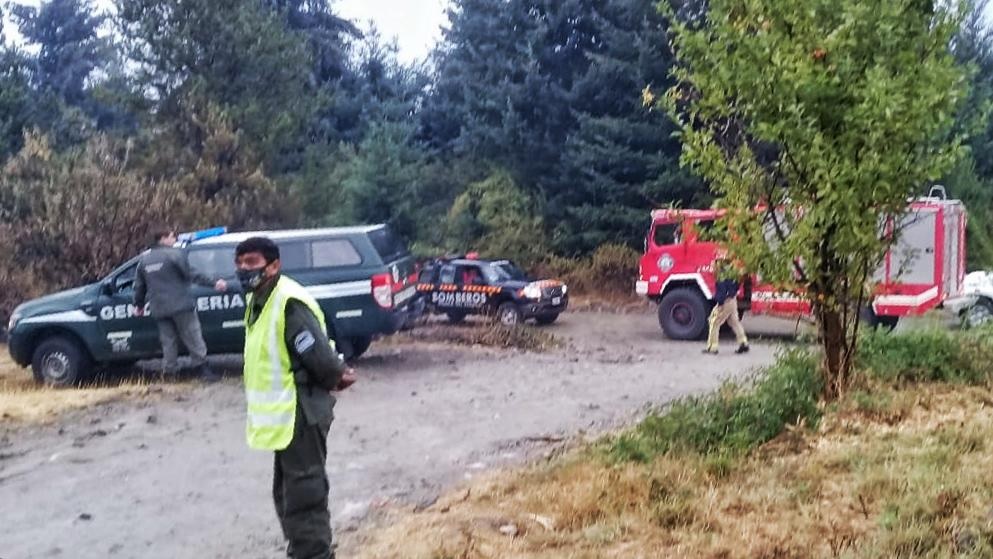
[7,225,419,386]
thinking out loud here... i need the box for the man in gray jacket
[134,227,227,382]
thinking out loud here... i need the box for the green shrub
[858,327,993,385]
[444,170,548,267]
[610,349,823,462]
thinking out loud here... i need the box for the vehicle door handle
[925,248,935,254]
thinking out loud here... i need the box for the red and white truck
[636,189,968,339]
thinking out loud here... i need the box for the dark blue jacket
[714,279,739,305]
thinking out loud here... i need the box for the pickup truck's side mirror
[100,281,114,296]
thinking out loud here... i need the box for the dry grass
[350,385,993,559]
[0,344,185,425]
[565,294,649,314]
[391,322,563,352]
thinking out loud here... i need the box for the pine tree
[424,0,704,254]
[0,11,33,159]
[550,0,703,254]
[9,0,109,108]
[261,0,362,144]
[117,0,319,172]
[8,0,115,146]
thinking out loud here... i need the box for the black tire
[349,336,373,360]
[496,302,523,327]
[446,311,467,325]
[535,313,559,326]
[31,336,92,387]
[659,287,710,340]
[336,336,372,362]
[964,298,993,329]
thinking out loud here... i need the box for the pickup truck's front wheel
[497,302,522,327]
[31,336,92,387]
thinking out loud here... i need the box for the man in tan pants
[703,260,749,355]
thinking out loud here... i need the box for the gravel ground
[0,311,801,559]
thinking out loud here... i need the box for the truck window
[653,223,680,246]
[456,265,485,286]
[439,264,456,284]
[278,242,309,271]
[368,226,410,263]
[311,239,362,268]
[418,265,437,284]
[188,248,236,279]
[115,263,138,294]
[486,261,527,282]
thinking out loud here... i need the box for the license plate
[552,297,562,305]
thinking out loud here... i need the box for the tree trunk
[817,306,850,400]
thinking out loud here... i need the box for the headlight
[8,312,22,332]
[561,284,568,295]
[523,284,542,299]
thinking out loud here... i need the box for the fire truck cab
[636,191,968,340]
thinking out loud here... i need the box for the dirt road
[0,311,799,559]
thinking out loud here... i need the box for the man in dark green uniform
[235,236,356,559]
[134,226,227,381]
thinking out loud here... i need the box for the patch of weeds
[648,478,699,529]
[610,349,822,462]
[934,424,985,455]
[858,327,993,385]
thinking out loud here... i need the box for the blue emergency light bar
[177,226,228,246]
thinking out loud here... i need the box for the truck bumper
[523,296,569,318]
[383,297,426,333]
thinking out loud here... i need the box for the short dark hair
[236,236,280,263]
[150,225,175,245]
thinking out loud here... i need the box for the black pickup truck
[415,257,568,326]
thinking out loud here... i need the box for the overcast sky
[3,1,991,62]
[2,0,451,63]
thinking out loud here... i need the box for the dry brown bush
[0,115,295,327]
[538,243,641,300]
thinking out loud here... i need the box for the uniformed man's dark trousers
[155,311,208,373]
[273,405,334,559]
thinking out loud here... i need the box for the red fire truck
[636,189,968,340]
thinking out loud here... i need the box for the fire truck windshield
[653,223,680,246]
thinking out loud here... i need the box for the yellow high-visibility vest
[243,276,327,450]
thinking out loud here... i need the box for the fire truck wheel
[658,287,709,340]
[446,311,467,324]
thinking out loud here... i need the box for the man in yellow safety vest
[235,236,356,559]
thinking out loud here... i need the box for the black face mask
[237,267,266,292]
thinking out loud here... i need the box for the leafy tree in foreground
[661,0,967,398]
